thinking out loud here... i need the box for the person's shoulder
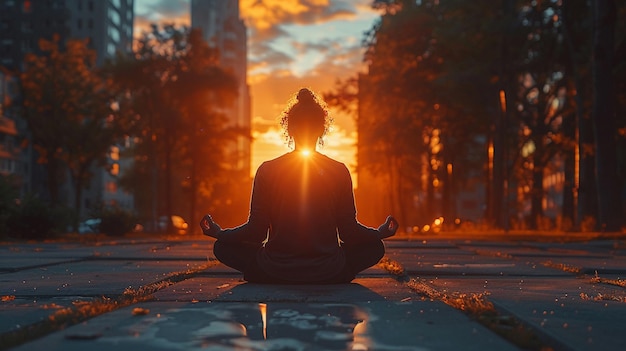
[317,153,349,172]
[256,153,291,172]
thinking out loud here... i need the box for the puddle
[94,302,427,350]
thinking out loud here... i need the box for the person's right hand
[377,215,398,239]
[200,214,222,238]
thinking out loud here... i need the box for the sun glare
[301,149,311,157]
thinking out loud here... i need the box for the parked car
[158,215,189,235]
[78,218,101,234]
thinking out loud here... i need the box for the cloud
[137,0,190,19]
[241,0,357,35]
[134,0,190,38]
[248,42,294,74]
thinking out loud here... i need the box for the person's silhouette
[201,88,398,284]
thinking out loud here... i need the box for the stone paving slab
[0,258,85,272]
[416,271,626,351]
[426,276,624,301]
[8,300,519,351]
[153,278,418,303]
[0,297,93,335]
[495,298,626,351]
[389,250,567,277]
[456,243,626,275]
[0,260,207,297]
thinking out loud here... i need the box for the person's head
[280,88,332,151]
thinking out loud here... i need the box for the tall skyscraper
[191,0,251,177]
[0,0,134,69]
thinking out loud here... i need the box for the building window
[21,40,33,52]
[108,8,121,26]
[110,163,119,176]
[108,26,120,42]
[22,21,32,33]
[1,20,9,32]
[88,19,93,29]
[110,146,119,161]
[23,0,32,13]
[88,0,93,11]
[107,43,116,56]
[106,181,117,193]
[77,19,82,29]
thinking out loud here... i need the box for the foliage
[351,0,503,226]
[97,206,137,237]
[20,36,128,221]
[107,25,239,233]
[4,196,71,240]
[343,0,626,230]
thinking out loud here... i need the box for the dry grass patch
[541,260,581,274]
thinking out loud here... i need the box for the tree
[355,0,507,228]
[591,0,623,231]
[560,0,596,229]
[108,25,238,233]
[20,37,124,222]
[359,0,436,227]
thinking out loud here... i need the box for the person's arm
[335,165,396,242]
[200,164,271,243]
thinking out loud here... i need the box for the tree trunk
[46,154,61,206]
[561,0,597,228]
[164,138,173,233]
[530,134,545,230]
[591,0,623,231]
[189,150,198,236]
[72,174,83,231]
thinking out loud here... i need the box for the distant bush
[98,206,137,236]
[5,195,69,240]
[0,175,20,239]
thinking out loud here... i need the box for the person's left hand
[200,214,222,238]
[377,215,398,239]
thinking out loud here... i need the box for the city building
[0,67,30,195]
[191,0,251,177]
[0,0,135,219]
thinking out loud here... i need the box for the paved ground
[1,233,625,350]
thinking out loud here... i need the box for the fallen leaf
[1,295,16,302]
[132,307,150,316]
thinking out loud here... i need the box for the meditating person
[200,88,398,284]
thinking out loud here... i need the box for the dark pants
[213,239,385,284]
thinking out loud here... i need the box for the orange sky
[134,0,378,181]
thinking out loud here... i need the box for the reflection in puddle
[98,302,426,350]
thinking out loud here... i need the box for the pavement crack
[0,261,217,351]
[377,256,555,351]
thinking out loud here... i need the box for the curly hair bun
[297,88,316,103]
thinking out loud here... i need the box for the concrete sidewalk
[1,235,625,350]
